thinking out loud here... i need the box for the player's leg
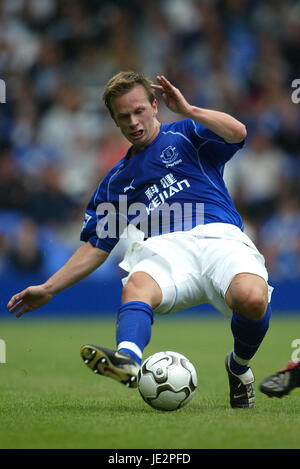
[116,271,162,365]
[80,272,162,387]
[225,272,271,375]
[224,272,271,408]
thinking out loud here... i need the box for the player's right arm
[7,241,109,318]
[152,75,246,143]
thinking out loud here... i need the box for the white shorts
[119,223,273,318]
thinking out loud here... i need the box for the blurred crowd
[0,0,300,282]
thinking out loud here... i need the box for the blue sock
[230,303,272,375]
[116,301,154,365]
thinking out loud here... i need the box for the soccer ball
[137,351,197,411]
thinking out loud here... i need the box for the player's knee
[243,290,268,321]
[122,277,140,302]
[233,287,268,321]
[226,274,268,321]
[122,272,162,309]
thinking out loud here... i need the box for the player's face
[111,85,159,152]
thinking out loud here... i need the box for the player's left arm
[152,75,246,144]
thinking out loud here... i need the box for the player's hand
[151,75,192,116]
[7,285,53,318]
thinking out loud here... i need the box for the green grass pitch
[0,314,300,449]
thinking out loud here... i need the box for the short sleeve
[80,184,119,253]
[182,118,245,166]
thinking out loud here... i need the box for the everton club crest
[160,146,182,167]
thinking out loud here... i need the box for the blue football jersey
[81,118,245,252]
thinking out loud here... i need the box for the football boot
[259,360,300,398]
[80,344,140,388]
[225,353,255,408]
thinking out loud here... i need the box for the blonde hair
[103,71,156,117]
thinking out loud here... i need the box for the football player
[8,72,273,409]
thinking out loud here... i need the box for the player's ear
[152,98,158,116]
